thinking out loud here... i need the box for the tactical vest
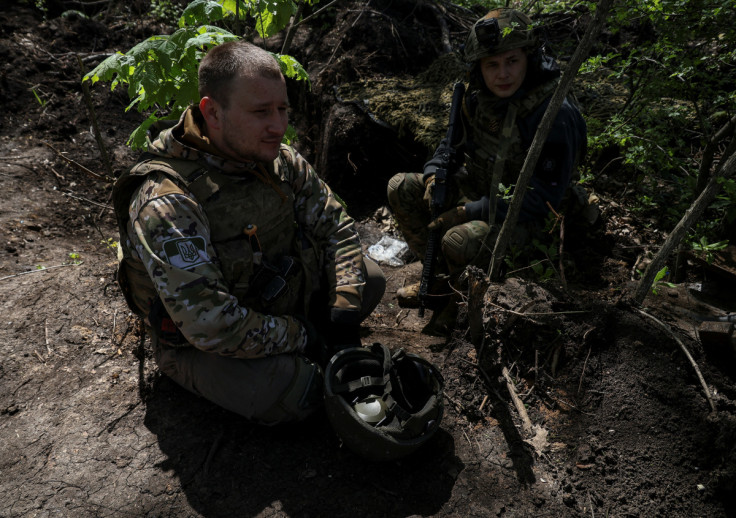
[458,79,559,202]
[112,152,320,322]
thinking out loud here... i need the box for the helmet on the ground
[463,8,537,63]
[324,343,444,461]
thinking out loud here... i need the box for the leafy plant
[31,88,47,107]
[649,266,675,295]
[690,236,729,264]
[575,0,736,249]
[84,0,311,149]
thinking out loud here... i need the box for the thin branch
[0,262,83,282]
[635,308,716,413]
[502,366,533,435]
[43,141,113,183]
[489,0,614,279]
[61,191,113,211]
[633,148,736,304]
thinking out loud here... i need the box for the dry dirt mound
[2,1,736,517]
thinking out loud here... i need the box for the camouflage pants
[387,172,535,277]
[152,256,386,425]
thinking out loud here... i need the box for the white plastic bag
[367,236,409,267]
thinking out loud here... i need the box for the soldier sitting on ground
[113,41,385,424]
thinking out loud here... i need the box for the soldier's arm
[129,173,307,358]
[281,146,365,320]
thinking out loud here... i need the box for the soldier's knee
[387,173,405,209]
[258,355,324,425]
[441,223,490,267]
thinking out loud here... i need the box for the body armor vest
[113,153,318,320]
[458,79,559,201]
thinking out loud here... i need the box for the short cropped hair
[198,41,283,108]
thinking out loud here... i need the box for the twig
[61,191,113,211]
[78,56,113,180]
[488,300,588,318]
[577,346,592,396]
[43,141,113,183]
[0,262,83,281]
[294,0,340,28]
[203,432,224,475]
[479,394,489,412]
[111,309,117,346]
[635,308,716,413]
[559,215,567,289]
[502,366,533,435]
[44,318,52,355]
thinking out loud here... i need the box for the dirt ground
[2,1,736,517]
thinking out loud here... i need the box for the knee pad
[441,222,491,267]
[441,228,471,265]
[387,173,405,208]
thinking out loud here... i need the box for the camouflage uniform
[388,9,587,279]
[113,107,385,424]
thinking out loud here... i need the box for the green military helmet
[323,343,444,461]
[463,8,538,63]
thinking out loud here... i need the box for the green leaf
[253,0,296,39]
[179,0,229,27]
[274,53,310,84]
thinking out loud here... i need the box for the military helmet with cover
[323,343,444,461]
[463,8,538,63]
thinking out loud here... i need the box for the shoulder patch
[162,236,210,269]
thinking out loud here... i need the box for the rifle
[418,81,466,317]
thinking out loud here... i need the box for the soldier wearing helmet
[388,8,588,313]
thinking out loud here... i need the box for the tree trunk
[633,149,736,305]
[488,0,615,280]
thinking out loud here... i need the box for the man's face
[480,48,528,98]
[213,74,289,163]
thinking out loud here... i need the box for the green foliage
[690,236,729,264]
[150,0,184,22]
[578,0,736,244]
[650,266,676,295]
[85,0,311,149]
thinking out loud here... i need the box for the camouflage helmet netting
[463,8,537,63]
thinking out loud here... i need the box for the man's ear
[199,96,222,130]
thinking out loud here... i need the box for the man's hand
[327,307,361,354]
[428,206,469,233]
[293,314,324,358]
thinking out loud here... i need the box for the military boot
[396,274,451,309]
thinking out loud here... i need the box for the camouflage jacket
[113,107,365,359]
[460,73,587,223]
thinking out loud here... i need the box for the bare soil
[2,1,736,517]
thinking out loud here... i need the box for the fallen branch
[0,262,83,282]
[635,308,716,413]
[61,191,113,211]
[43,141,113,184]
[633,147,736,304]
[502,366,533,435]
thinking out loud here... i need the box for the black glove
[464,196,491,222]
[293,314,325,361]
[422,139,452,184]
[325,308,362,354]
